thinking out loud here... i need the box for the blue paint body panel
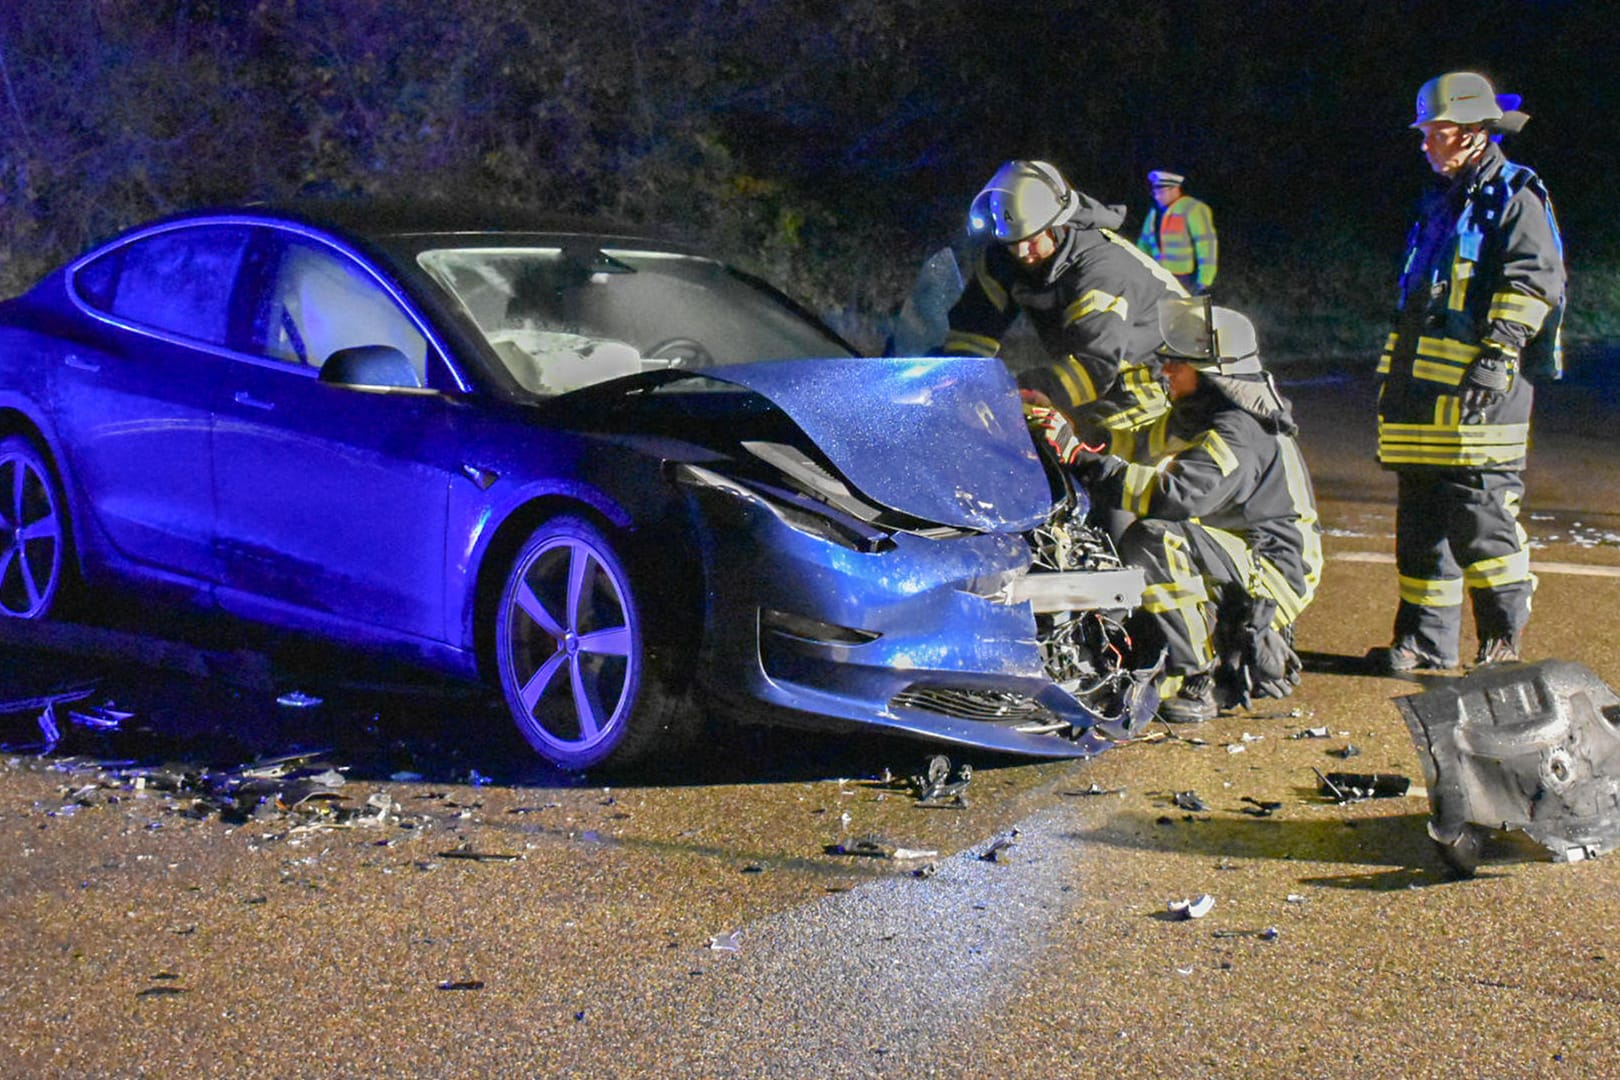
[0,203,1112,761]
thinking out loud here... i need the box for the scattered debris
[1397,659,1620,875]
[1291,727,1330,740]
[1173,790,1208,812]
[1240,797,1282,817]
[909,754,973,808]
[979,831,1019,863]
[1337,744,1362,759]
[436,979,485,991]
[911,862,938,879]
[1063,782,1125,797]
[275,690,324,709]
[824,835,934,860]
[1167,894,1215,920]
[437,844,522,863]
[1317,770,1411,802]
[707,931,741,952]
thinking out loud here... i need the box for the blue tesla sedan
[0,203,1146,768]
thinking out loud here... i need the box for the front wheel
[0,435,70,619]
[493,516,686,770]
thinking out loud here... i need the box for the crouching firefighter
[1030,300,1323,722]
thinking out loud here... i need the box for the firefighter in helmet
[940,160,1189,460]
[1372,72,1566,673]
[1030,299,1322,723]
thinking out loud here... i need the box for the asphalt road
[3,357,1619,1078]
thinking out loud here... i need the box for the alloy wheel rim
[0,453,61,618]
[505,534,636,754]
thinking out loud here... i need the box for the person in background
[1136,170,1218,296]
[1371,71,1565,673]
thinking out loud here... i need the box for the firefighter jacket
[1136,195,1218,294]
[1376,143,1566,472]
[941,203,1188,439]
[1090,378,1322,626]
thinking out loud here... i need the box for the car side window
[72,225,253,348]
[248,234,427,380]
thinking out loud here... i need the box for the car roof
[230,198,699,252]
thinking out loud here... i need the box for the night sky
[2,1,1616,327]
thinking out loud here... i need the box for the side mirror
[319,345,423,389]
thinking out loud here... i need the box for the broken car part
[1397,658,1620,875]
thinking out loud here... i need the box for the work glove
[1459,343,1517,422]
[1025,404,1088,464]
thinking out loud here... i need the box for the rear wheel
[493,516,686,770]
[0,435,69,619]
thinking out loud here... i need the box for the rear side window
[73,225,252,348]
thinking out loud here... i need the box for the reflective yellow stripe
[942,330,1000,357]
[1378,417,1530,466]
[974,254,1010,313]
[1448,262,1473,312]
[1433,396,1461,428]
[1278,437,1323,600]
[1059,356,1099,405]
[1064,289,1129,325]
[1487,291,1552,331]
[1142,579,1206,613]
[1400,574,1464,607]
[1464,549,1532,589]
[1100,229,1190,296]
[1197,430,1238,476]
[1122,462,1157,516]
[1416,336,1481,364]
[1098,367,1171,432]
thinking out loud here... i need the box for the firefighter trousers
[1118,518,1299,679]
[1392,469,1535,664]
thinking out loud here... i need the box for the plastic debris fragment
[1317,770,1410,801]
[1173,790,1208,812]
[275,690,324,709]
[436,979,485,991]
[979,831,1018,862]
[1291,727,1330,740]
[1167,893,1215,920]
[707,931,741,952]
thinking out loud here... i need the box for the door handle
[232,391,276,411]
[63,353,101,373]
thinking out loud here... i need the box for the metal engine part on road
[1397,658,1620,875]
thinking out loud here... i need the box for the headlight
[671,463,895,553]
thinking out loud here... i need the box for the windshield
[416,246,856,396]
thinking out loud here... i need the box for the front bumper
[682,473,1128,758]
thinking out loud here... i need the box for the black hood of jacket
[1179,374,1299,436]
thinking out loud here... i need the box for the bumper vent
[891,686,1056,725]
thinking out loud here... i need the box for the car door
[209,228,455,643]
[52,223,254,580]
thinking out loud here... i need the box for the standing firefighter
[1374,72,1566,672]
[941,160,1189,456]
[1031,300,1322,722]
[1136,170,1219,296]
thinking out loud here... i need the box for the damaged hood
[701,356,1051,532]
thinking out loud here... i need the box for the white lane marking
[1331,550,1620,579]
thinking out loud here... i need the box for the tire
[0,435,71,620]
[493,515,687,770]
